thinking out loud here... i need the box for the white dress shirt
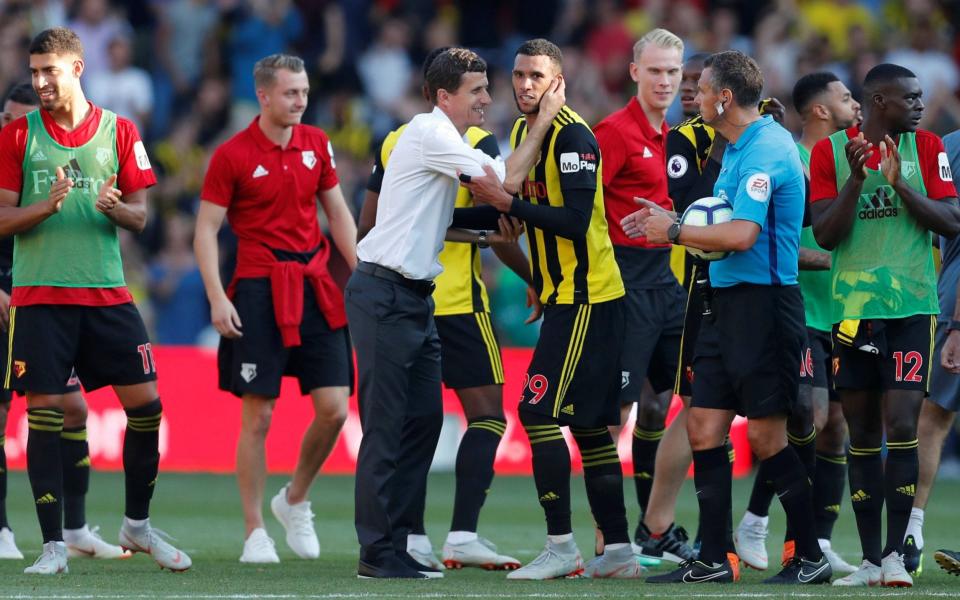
[358,106,506,280]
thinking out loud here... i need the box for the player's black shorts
[676,261,707,397]
[0,328,81,404]
[832,314,934,393]
[218,278,353,398]
[6,302,156,394]
[519,298,624,428]
[692,284,805,418]
[806,327,836,399]
[619,285,685,404]
[435,312,504,389]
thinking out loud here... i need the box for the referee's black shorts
[519,298,625,428]
[692,284,805,418]
[435,312,504,389]
[218,278,353,398]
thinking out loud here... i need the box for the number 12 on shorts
[137,343,157,375]
[893,351,922,383]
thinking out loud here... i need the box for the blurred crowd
[0,0,959,349]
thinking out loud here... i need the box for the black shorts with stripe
[218,278,353,398]
[675,260,707,397]
[435,312,504,389]
[832,315,934,393]
[806,327,837,399]
[6,302,156,394]
[519,299,625,428]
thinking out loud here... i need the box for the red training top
[593,96,672,248]
[201,117,345,342]
[0,102,155,306]
[810,126,956,203]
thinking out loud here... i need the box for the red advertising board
[4,346,752,476]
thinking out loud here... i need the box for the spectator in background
[148,212,208,345]
[357,18,414,138]
[800,0,876,60]
[584,0,634,96]
[87,34,153,134]
[67,0,131,80]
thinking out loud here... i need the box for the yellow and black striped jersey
[369,125,498,315]
[509,106,624,305]
[666,114,719,286]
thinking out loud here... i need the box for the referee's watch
[948,319,960,333]
[667,220,682,244]
[477,230,490,249]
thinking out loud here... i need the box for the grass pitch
[1,471,958,598]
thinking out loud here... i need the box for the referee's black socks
[451,416,506,533]
[61,425,90,530]
[123,399,162,520]
[27,407,64,542]
[764,445,822,561]
[883,439,918,557]
[0,433,8,530]
[573,427,629,545]
[631,426,663,517]
[849,446,884,565]
[520,411,571,535]
[692,445,732,565]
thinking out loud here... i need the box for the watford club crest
[240,363,257,383]
[302,150,317,170]
[13,360,26,378]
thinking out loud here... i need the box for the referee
[628,51,830,585]
[348,47,564,579]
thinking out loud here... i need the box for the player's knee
[885,421,918,444]
[636,400,668,430]
[314,401,348,431]
[518,406,555,429]
[242,403,274,438]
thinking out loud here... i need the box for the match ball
[679,196,734,261]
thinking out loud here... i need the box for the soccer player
[195,54,356,564]
[900,128,960,576]
[810,64,960,587]
[358,48,532,574]
[349,47,563,579]
[628,50,831,585]
[464,38,640,580]
[592,28,686,548]
[0,27,190,574]
[0,83,129,563]
[735,72,861,575]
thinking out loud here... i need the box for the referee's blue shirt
[710,115,805,288]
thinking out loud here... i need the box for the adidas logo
[896,484,916,496]
[642,146,653,158]
[851,489,870,502]
[825,504,841,514]
[539,491,560,502]
[31,149,47,161]
[560,404,574,416]
[252,165,269,178]
[35,493,57,505]
[635,471,653,480]
[859,185,898,220]
[76,456,91,468]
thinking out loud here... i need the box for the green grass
[1,471,958,598]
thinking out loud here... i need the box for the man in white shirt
[347,47,564,579]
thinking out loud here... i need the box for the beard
[513,89,540,115]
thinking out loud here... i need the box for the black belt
[357,262,435,297]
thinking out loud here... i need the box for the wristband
[948,319,960,333]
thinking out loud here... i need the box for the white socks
[446,531,477,545]
[904,507,924,548]
[742,510,769,529]
[547,533,574,545]
[407,534,432,553]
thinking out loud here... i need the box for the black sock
[450,417,505,532]
[765,445,822,561]
[883,440,918,557]
[123,400,162,520]
[521,411,571,535]
[813,453,846,541]
[784,428,817,543]
[746,460,774,518]
[27,408,64,542]
[693,445,731,565]
[725,439,736,555]
[0,433,8,530]
[848,447,884,565]
[573,427,629,545]
[61,426,89,530]
[631,426,663,516]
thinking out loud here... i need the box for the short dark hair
[425,48,486,103]
[685,52,711,68]
[792,72,840,114]
[5,83,37,106]
[29,27,84,58]
[516,38,563,69]
[704,50,763,107]
[863,63,917,94]
[422,47,452,80]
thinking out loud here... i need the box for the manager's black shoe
[400,551,444,578]
[763,555,832,584]
[358,555,427,579]
[647,559,733,584]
